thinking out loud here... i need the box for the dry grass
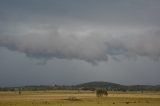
[0,90,160,106]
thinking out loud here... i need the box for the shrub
[96,88,108,97]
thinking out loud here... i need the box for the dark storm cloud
[0,28,160,64]
[0,0,160,64]
[1,0,160,86]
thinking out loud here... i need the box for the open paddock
[0,90,160,106]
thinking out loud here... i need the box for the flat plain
[0,90,160,106]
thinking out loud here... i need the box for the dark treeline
[0,85,77,91]
[0,81,160,91]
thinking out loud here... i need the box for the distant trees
[96,88,108,97]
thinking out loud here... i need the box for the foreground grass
[0,91,160,106]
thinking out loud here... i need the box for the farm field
[0,90,160,106]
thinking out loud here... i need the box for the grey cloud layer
[0,27,160,64]
[0,0,160,64]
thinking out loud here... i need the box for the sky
[0,0,160,87]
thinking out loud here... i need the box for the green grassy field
[0,90,160,106]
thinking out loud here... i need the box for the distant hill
[75,81,160,91]
[0,81,160,91]
[76,81,124,90]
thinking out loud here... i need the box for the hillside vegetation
[0,81,160,91]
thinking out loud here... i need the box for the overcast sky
[0,0,160,87]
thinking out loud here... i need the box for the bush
[96,88,108,97]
